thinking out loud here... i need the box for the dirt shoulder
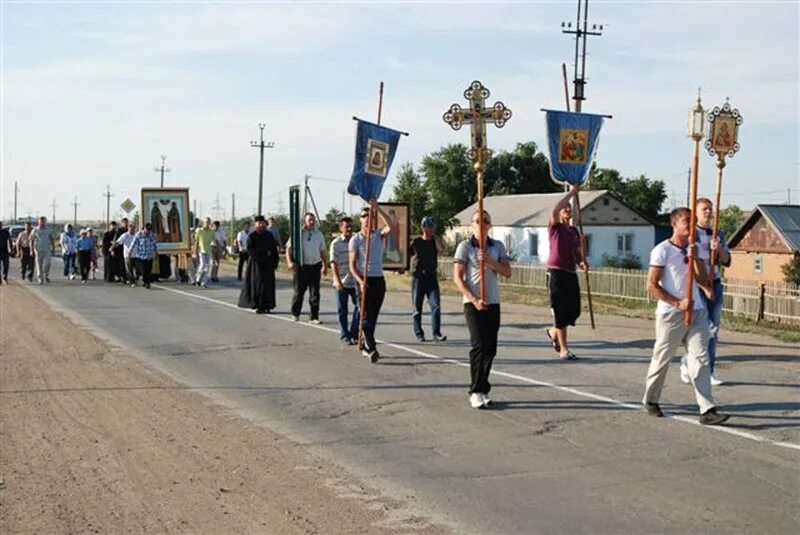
[0,283,444,534]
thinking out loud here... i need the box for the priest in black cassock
[238,216,279,314]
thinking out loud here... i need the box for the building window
[603,198,610,206]
[583,233,592,257]
[504,233,512,253]
[617,233,634,256]
[528,233,538,258]
[753,254,763,273]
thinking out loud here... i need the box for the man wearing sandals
[545,186,586,361]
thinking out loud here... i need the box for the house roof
[450,190,648,227]
[729,204,800,252]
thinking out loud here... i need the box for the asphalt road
[12,260,800,534]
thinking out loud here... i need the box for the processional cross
[443,80,512,301]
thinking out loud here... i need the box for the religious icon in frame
[558,128,589,164]
[366,139,390,177]
[140,187,191,254]
[378,202,409,271]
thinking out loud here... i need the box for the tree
[484,142,557,195]
[319,207,346,242]
[781,254,800,285]
[717,205,745,238]
[391,162,428,234]
[586,168,666,220]
[420,143,476,228]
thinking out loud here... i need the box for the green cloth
[195,227,215,254]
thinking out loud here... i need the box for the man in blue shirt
[130,223,158,289]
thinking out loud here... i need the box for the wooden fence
[437,258,800,325]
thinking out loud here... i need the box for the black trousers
[0,254,8,279]
[134,258,153,285]
[237,251,248,280]
[20,247,33,279]
[464,303,501,395]
[78,250,92,281]
[359,277,386,351]
[291,262,322,319]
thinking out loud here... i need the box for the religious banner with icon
[140,187,191,254]
[543,109,606,186]
[347,119,403,201]
[706,100,742,159]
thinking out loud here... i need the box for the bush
[601,253,642,270]
[781,253,800,285]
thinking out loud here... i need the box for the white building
[447,190,655,267]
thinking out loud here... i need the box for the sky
[2,0,798,224]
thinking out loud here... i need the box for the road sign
[120,198,136,213]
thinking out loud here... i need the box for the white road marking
[149,283,799,452]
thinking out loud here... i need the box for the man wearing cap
[410,216,447,342]
[350,205,392,362]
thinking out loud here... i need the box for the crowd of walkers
[0,189,732,424]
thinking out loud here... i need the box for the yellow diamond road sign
[120,198,136,213]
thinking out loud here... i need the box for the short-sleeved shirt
[0,229,10,256]
[349,231,384,278]
[410,237,438,274]
[547,222,580,273]
[268,226,281,244]
[61,232,78,255]
[77,237,94,251]
[116,232,137,258]
[236,230,250,251]
[696,226,730,281]
[31,227,54,253]
[195,227,215,254]
[214,228,226,247]
[287,229,325,265]
[329,235,355,288]
[454,236,509,305]
[649,239,704,315]
[16,230,32,250]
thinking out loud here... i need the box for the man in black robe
[238,216,279,314]
[112,217,129,283]
[102,221,118,282]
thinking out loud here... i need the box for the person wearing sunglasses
[643,207,728,426]
[453,210,512,409]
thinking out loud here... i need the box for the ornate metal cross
[442,80,512,301]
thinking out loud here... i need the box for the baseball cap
[421,216,435,228]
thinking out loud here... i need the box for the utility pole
[250,123,275,216]
[13,181,18,223]
[103,185,113,226]
[71,196,79,227]
[154,155,171,188]
[50,198,57,225]
[230,193,236,236]
[561,0,604,114]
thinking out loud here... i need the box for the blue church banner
[348,119,403,201]
[544,110,605,186]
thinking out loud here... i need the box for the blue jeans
[335,286,360,341]
[412,272,442,339]
[63,253,76,276]
[702,279,724,375]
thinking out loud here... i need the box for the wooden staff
[476,149,486,302]
[710,156,725,272]
[561,63,595,329]
[357,82,383,349]
[686,134,701,326]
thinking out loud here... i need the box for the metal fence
[437,258,800,326]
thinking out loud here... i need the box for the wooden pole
[574,194,595,329]
[710,156,725,272]
[476,150,486,302]
[686,136,701,325]
[357,81,384,350]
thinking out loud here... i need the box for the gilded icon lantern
[706,99,743,160]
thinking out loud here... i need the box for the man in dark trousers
[410,216,447,342]
[112,218,130,283]
[0,221,11,284]
[285,213,328,323]
[545,186,586,361]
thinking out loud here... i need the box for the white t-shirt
[287,229,325,265]
[696,226,729,280]
[649,239,704,315]
[214,228,226,247]
[236,230,250,251]
[116,232,136,258]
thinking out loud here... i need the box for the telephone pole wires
[250,123,275,216]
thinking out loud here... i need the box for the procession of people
[0,190,734,424]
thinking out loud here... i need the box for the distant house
[726,204,800,283]
[447,190,655,267]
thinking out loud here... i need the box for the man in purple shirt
[545,186,587,360]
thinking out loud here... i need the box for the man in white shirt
[286,212,328,323]
[642,207,729,425]
[236,221,251,281]
[116,224,138,286]
[211,220,226,282]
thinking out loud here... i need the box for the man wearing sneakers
[193,217,215,288]
[681,197,731,387]
[330,216,359,345]
[350,205,392,362]
[410,216,446,343]
[643,207,729,426]
[454,210,512,409]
